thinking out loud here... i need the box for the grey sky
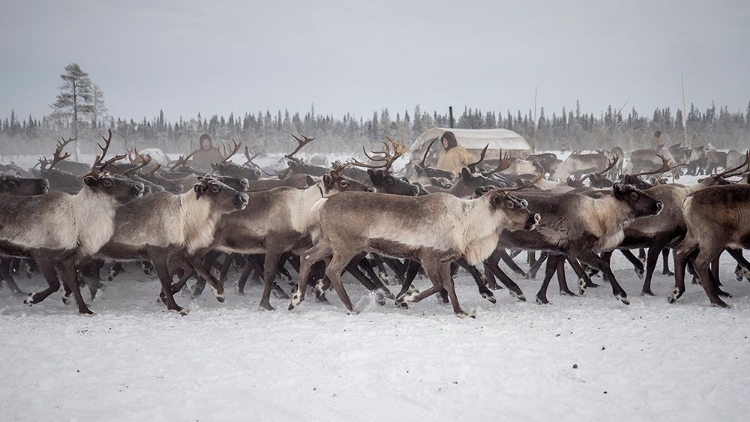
[2,0,748,124]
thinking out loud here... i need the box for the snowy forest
[3,101,750,158]
[2,63,749,157]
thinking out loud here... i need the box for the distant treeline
[1,102,749,158]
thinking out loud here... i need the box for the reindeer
[350,138,420,196]
[289,175,543,318]
[480,183,663,305]
[194,165,374,311]
[87,175,249,313]
[0,130,144,314]
[551,151,609,180]
[411,137,455,183]
[670,153,750,307]
[566,156,620,188]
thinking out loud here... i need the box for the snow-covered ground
[2,250,750,421]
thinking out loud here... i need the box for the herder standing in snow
[191,133,224,171]
[436,130,476,175]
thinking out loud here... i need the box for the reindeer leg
[528,251,548,279]
[147,248,187,315]
[567,257,596,293]
[727,248,750,282]
[641,245,665,296]
[0,257,26,296]
[440,261,472,318]
[536,253,562,304]
[577,251,629,305]
[661,248,674,276]
[276,253,295,286]
[455,258,495,304]
[59,255,93,315]
[235,257,254,295]
[346,261,386,305]
[403,256,447,308]
[484,260,526,301]
[324,250,360,314]
[218,253,235,284]
[187,255,226,303]
[482,248,506,290]
[191,250,221,298]
[290,242,333,310]
[693,243,730,308]
[557,257,575,296]
[618,249,644,279]
[498,249,527,278]
[395,260,422,307]
[357,255,395,299]
[259,250,285,311]
[24,256,61,306]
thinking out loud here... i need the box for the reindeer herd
[0,131,749,318]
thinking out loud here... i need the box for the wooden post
[449,106,454,128]
[681,74,689,147]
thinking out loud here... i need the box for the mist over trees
[1,93,749,159]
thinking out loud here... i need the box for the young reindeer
[0,130,144,314]
[289,174,543,318]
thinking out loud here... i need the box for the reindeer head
[612,183,662,218]
[481,172,544,231]
[82,130,144,202]
[322,164,375,195]
[193,175,249,212]
[0,174,49,196]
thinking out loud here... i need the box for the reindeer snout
[235,193,249,210]
[409,185,420,196]
[239,178,250,192]
[366,187,377,193]
[526,213,541,230]
[131,182,145,196]
[38,178,49,193]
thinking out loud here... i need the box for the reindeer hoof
[347,309,360,315]
[481,291,496,304]
[456,311,475,319]
[578,278,587,295]
[169,306,189,316]
[536,295,549,305]
[668,287,681,303]
[79,308,95,316]
[635,269,645,280]
[616,294,630,305]
[260,301,275,311]
[642,289,655,297]
[560,289,576,297]
[662,270,675,277]
[509,291,526,302]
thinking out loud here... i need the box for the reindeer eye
[521,199,528,208]
[101,179,114,187]
[340,180,349,188]
[210,185,221,194]
[386,178,394,185]
[506,200,515,209]
[629,192,638,200]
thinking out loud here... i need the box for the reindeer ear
[306,175,315,187]
[194,182,207,199]
[461,167,472,179]
[613,183,624,195]
[83,175,97,186]
[323,173,333,188]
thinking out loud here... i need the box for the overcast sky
[2,0,748,124]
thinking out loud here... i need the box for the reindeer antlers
[170,148,200,172]
[467,144,489,174]
[495,170,545,192]
[631,154,671,177]
[419,137,439,168]
[48,136,75,169]
[91,129,125,173]
[286,134,315,160]
[596,156,619,176]
[715,151,750,179]
[244,146,275,177]
[124,154,152,176]
[220,139,243,163]
[350,137,407,172]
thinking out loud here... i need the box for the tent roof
[410,127,531,153]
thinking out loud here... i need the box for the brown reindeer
[0,130,144,314]
[289,176,543,317]
[670,153,750,307]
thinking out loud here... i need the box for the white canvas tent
[410,128,532,161]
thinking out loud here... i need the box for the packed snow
[2,248,750,421]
